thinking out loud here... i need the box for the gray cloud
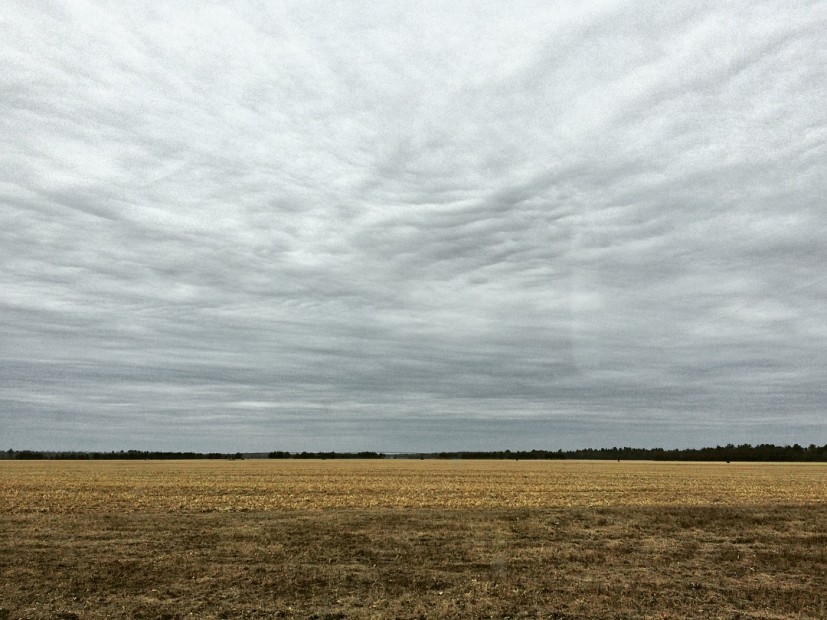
[1,0,825,451]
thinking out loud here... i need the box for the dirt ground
[1,461,825,618]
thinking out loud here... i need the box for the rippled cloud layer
[2,1,825,451]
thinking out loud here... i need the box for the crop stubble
[2,459,824,512]
[1,460,825,619]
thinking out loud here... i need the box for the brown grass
[1,460,825,619]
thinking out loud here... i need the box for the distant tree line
[4,444,826,461]
[430,444,827,462]
[1,449,384,460]
[3,449,245,460]
[268,451,385,459]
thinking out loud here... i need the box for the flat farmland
[1,460,826,619]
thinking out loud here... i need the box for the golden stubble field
[2,459,825,512]
[1,459,826,619]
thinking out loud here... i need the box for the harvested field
[1,460,825,618]
[3,459,825,512]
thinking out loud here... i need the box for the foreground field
[1,460,825,619]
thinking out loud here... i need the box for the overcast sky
[2,0,825,452]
